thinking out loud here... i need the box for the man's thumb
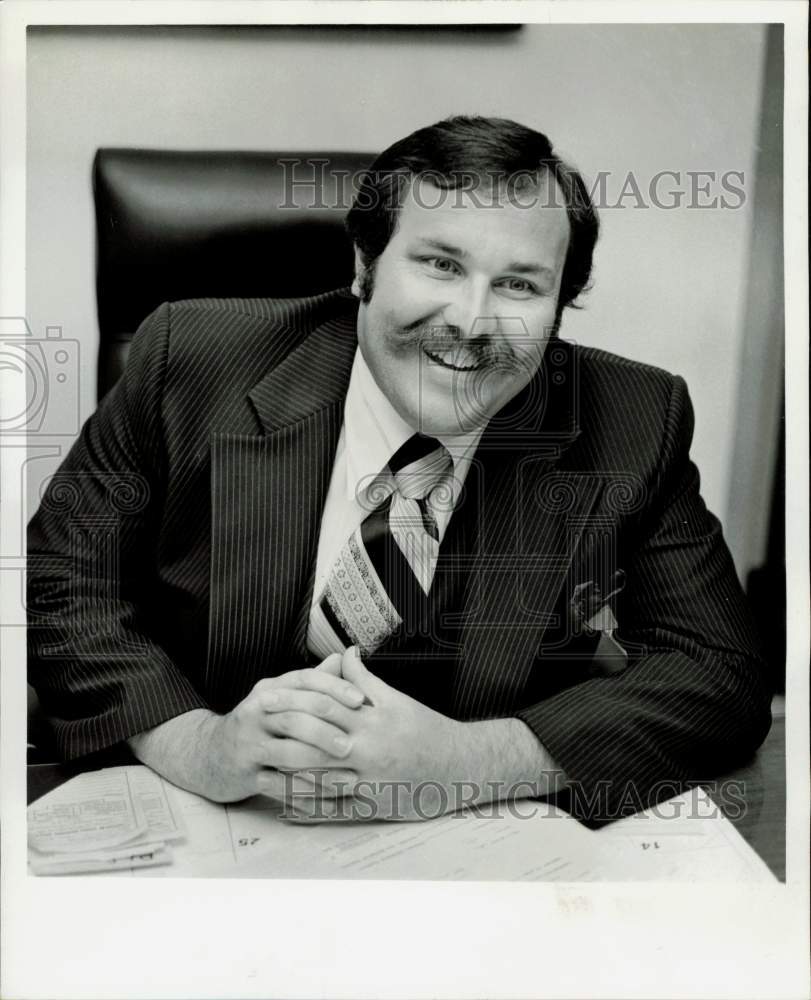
[315,652,343,676]
[340,646,375,699]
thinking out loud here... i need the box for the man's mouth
[424,347,487,372]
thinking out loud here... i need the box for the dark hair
[345,116,600,324]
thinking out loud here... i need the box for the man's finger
[287,768,358,798]
[263,710,354,758]
[315,653,343,676]
[257,669,365,709]
[257,768,356,800]
[257,688,358,732]
[254,767,297,803]
[265,735,348,771]
[339,646,380,704]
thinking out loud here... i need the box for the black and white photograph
[2,2,807,998]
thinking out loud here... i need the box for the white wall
[26,24,777,577]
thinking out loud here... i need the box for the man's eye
[501,278,535,295]
[497,277,545,298]
[427,257,459,275]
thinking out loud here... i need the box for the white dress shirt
[307,347,485,645]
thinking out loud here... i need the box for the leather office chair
[29,147,372,763]
[93,147,372,398]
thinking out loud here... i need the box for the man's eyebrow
[414,238,470,258]
[505,261,557,279]
[414,239,556,280]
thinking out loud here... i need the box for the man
[27,116,771,823]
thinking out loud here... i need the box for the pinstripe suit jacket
[28,287,772,820]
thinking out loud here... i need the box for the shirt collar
[343,347,485,502]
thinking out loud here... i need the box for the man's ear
[351,247,365,299]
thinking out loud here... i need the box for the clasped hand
[218,647,469,820]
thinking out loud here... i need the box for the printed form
[28,766,777,881]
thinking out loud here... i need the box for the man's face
[354,174,570,435]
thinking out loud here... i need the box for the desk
[707,715,786,880]
[27,717,786,880]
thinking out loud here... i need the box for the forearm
[517,649,770,820]
[455,717,568,804]
[127,708,237,803]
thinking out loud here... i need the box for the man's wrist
[454,716,568,804]
[127,708,235,802]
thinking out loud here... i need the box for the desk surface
[27,717,786,881]
[707,715,785,880]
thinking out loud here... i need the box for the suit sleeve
[27,302,209,760]
[515,375,773,823]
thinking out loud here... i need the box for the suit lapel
[206,319,600,716]
[205,307,357,706]
[450,339,604,718]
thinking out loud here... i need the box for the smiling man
[353,170,568,436]
[27,116,771,824]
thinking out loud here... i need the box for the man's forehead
[396,173,570,258]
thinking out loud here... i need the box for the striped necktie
[308,434,454,658]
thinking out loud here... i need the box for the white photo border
[1,3,808,999]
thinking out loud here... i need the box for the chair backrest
[93,148,372,398]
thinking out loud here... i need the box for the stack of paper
[27,765,779,882]
[27,766,184,875]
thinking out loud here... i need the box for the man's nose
[442,280,499,341]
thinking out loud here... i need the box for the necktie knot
[388,434,453,501]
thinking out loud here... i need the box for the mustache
[398,321,524,370]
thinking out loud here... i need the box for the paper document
[215,786,776,882]
[30,844,173,876]
[594,786,777,881]
[217,795,609,880]
[28,767,778,882]
[28,766,183,874]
